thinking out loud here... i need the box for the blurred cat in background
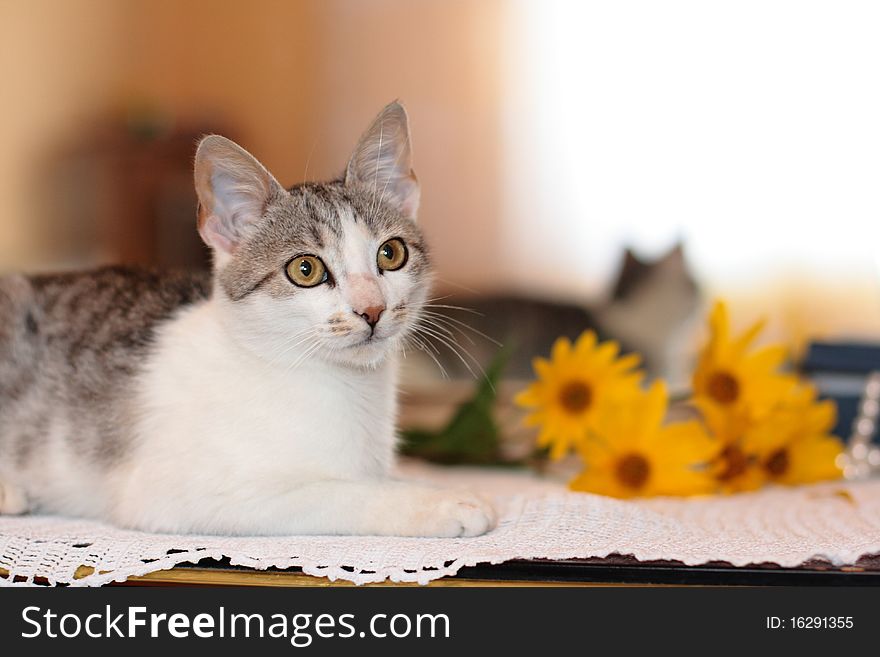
[412,244,700,384]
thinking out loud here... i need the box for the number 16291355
[766,616,854,629]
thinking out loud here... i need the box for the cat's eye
[285,255,329,288]
[377,238,408,272]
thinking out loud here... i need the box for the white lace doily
[2,463,879,586]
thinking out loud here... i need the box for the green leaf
[401,348,513,465]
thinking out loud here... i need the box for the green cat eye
[377,238,408,272]
[286,255,328,288]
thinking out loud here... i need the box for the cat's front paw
[416,491,497,538]
[0,481,27,515]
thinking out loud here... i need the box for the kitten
[0,102,496,537]
[417,244,700,383]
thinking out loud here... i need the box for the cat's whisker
[264,336,314,370]
[406,324,440,355]
[234,334,317,404]
[424,294,455,303]
[420,310,502,347]
[414,326,479,383]
[415,315,456,339]
[273,326,317,353]
[298,337,325,365]
[414,320,463,357]
[405,333,449,379]
[413,320,482,383]
[432,278,482,296]
[421,303,484,316]
[286,337,324,373]
[238,330,321,409]
[414,332,440,355]
[264,327,320,368]
[282,332,322,368]
[426,315,477,346]
[418,312,477,347]
[414,317,495,392]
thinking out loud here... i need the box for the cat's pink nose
[356,305,385,329]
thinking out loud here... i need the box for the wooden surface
[120,568,633,587]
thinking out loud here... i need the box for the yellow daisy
[692,300,797,436]
[569,381,719,498]
[742,385,843,486]
[695,398,766,493]
[711,440,766,493]
[515,331,642,459]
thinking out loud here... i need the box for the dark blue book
[801,341,880,442]
[803,341,880,375]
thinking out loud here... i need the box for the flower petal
[574,330,598,357]
[551,336,572,362]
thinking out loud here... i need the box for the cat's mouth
[347,333,390,349]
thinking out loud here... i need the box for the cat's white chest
[125,301,398,498]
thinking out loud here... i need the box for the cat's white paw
[0,481,27,515]
[414,490,497,538]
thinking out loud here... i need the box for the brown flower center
[616,453,651,490]
[559,381,593,415]
[707,371,740,404]
[717,444,750,482]
[765,448,790,477]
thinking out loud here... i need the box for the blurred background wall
[1,0,879,353]
[0,0,505,286]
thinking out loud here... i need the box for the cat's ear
[194,135,285,257]
[345,101,420,221]
[622,247,643,269]
[611,247,647,300]
[661,241,687,269]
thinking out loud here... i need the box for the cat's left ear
[345,101,420,221]
[194,135,285,259]
[661,241,687,269]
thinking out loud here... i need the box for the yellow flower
[711,441,766,493]
[692,300,797,441]
[569,381,719,498]
[742,385,843,486]
[515,331,642,459]
[696,399,766,493]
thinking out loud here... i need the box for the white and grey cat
[0,102,496,537]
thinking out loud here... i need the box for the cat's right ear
[194,135,284,259]
[345,102,420,221]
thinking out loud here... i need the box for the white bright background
[502,0,880,341]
